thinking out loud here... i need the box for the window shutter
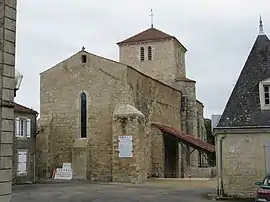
[17,152,22,174]
[21,152,27,174]
[15,117,20,137]
[26,119,31,138]
[17,151,27,175]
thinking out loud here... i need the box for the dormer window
[140,47,144,61]
[148,46,152,60]
[259,79,270,110]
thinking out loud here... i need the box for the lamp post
[14,68,23,97]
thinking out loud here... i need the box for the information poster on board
[53,162,73,180]
[118,136,133,157]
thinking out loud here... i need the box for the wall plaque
[118,136,133,157]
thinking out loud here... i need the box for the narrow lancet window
[80,92,87,138]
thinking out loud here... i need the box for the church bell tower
[117,10,187,83]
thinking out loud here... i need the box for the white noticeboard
[62,163,72,169]
[54,168,73,180]
[118,136,133,158]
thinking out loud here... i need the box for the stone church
[37,26,215,182]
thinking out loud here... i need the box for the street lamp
[14,68,23,97]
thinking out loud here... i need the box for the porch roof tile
[152,122,215,153]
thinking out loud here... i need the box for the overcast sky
[14,0,270,119]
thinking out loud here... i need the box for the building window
[148,46,152,60]
[17,150,27,175]
[259,79,270,110]
[80,92,87,138]
[81,55,87,63]
[140,47,144,61]
[264,86,270,104]
[15,117,31,138]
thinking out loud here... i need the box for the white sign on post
[118,136,133,158]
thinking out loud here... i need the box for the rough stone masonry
[0,0,17,201]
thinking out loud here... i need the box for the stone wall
[188,167,216,178]
[127,67,182,130]
[39,50,186,181]
[112,105,146,183]
[196,100,206,140]
[150,127,165,177]
[119,38,186,83]
[72,139,88,179]
[174,80,198,167]
[39,51,128,180]
[127,67,182,177]
[215,130,269,198]
[118,30,205,170]
[173,40,187,79]
[38,42,208,181]
[196,100,208,166]
[36,116,52,179]
[0,0,16,201]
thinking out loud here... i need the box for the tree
[204,118,216,166]
[204,118,215,145]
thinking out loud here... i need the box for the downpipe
[34,153,36,183]
[217,134,226,197]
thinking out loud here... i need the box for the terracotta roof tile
[117,27,187,51]
[14,102,38,115]
[152,122,215,153]
[117,28,173,45]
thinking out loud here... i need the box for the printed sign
[62,163,72,169]
[53,162,73,180]
[229,146,235,153]
[54,168,73,180]
[118,136,133,158]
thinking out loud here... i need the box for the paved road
[10,181,253,202]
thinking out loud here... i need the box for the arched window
[140,47,145,61]
[80,92,87,138]
[148,46,152,60]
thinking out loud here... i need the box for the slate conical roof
[217,29,270,127]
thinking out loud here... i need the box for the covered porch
[152,123,216,178]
